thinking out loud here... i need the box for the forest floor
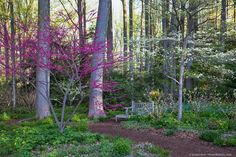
[89,120,236,157]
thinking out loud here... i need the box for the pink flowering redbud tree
[0,8,120,132]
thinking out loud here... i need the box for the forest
[0,0,236,156]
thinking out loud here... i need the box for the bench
[115,101,154,122]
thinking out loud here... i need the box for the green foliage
[228,120,236,131]
[0,120,97,156]
[147,145,170,157]
[150,114,179,129]
[122,121,151,130]
[112,138,132,156]
[76,119,89,132]
[100,139,114,157]
[207,118,229,130]
[199,130,220,142]
[213,135,236,147]
[0,112,11,121]
[71,114,81,122]
[164,129,177,136]
[134,142,170,157]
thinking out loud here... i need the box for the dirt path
[89,121,236,157]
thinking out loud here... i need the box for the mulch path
[89,120,236,157]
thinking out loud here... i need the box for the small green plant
[148,145,170,157]
[213,135,236,147]
[71,114,81,122]
[228,120,236,131]
[112,138,132,156]
[199,130,220,142]
[76,119,88,132]
[122,121,151,130]
[164,129,177,136]
[207,118,229,130]
[100,139,113,157]
[0,112,11,121]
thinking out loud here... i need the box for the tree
[77,0,85,48]
[36,0,51,119]
[121,0,128,74]
[9,0,16,108]
[0,1,10,80]
[129,0,134,73]
[186,0,198,90]
[107,0,113,74]
[220,0,227,46]
[89,0,111,118]
[144,0,150,72]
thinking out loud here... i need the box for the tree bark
[186,0,198,90]
[9,0,16,108]
[129,0,134,74]
[121,0,128,74]
[3,21,10,80]
[139,0,144,72]
[89,0,111,118]
[162,0,170,94]
[178,54,184,121]
[144,0,150,72]
[234,1,236,30]
[220,0,226,45]
[169,0,178,96]
[36,0,51,119]
[83,0,87,37]
[107,0,113,74]
[78,0,85,48]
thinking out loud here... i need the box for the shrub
[213,135,236,147]
[164,129,177,136]
[100,139,113,157]
[207,119,229,130]
[0,142,15,156]
[162,116,179,129]
[0,112,11,121]
[228,120,236,131]
[207,119,219,130]
[122,121,151,130]
[76,119,88,132]
[71,114,81,122]
[199,130,220,142]
[148,145,170,157]
[112,138,132,156]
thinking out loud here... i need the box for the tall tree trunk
[129,0,134,73]
[78,0,85,48]
[3,21,10,80]
[215,0,218,30]
[121,0,128,74]
[144,0,150,71]
[220,0,226,45]
[234,1,236,30]
[177,2,186,121]
[178,54,184,121]
[83,0,87,38]
[186,0,198,90]
[169,0,178,96]
[9,0,16,108]
[89,0,111,118]
[162,0,170,94]
[139,0,144,72]
[107,0,113,74]
[36,0,51,119]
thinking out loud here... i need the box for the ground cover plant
[121,102,236,147]
[0,0,236,156]
[0,112,170,157]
